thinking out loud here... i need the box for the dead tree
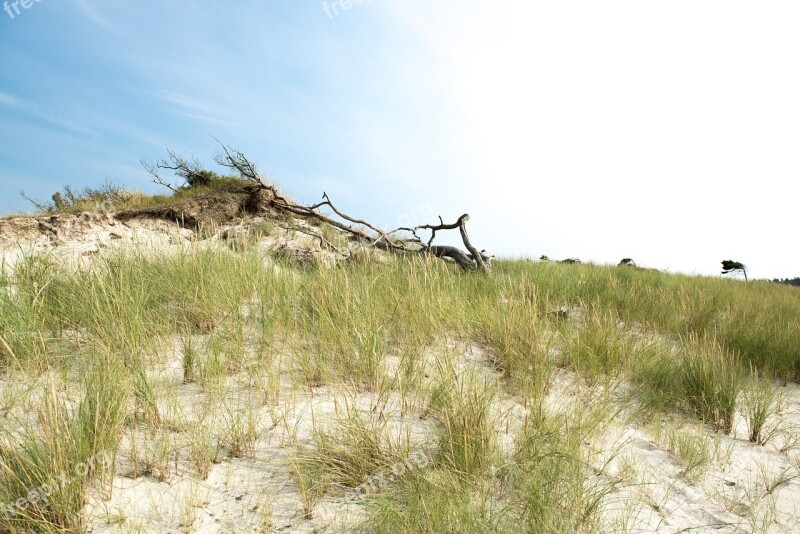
[151,142,493,273]
[404,214,492,272]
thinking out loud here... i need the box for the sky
[1,1,798,279]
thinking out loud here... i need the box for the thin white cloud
[0,90,95,136]
[153,91,210,112]
[0,91,22,108]
[152,90,230,126]
[74,0,118,32]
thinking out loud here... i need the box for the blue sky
[1,1,799,279]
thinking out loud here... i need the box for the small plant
[126,427,172,482]
[148,430,173,483]
[188,423,221,480]
[195,346,227,392]
[131,367,162,427]
[180,334,197,384]
[753,460,799,499]
[179,482,202,532]
[633,334,744,433]
[366,469,499,533]
[220,403,259,459]
[184,169,218,188]
[21,178,131,215]
[472,289,552,397]
[741,367,782,445]
[0,381,115,531]
[434,376,497,478]
[503,404,614,533]
[561,309,630,381]
[653,422,713,483]
[679,334,744,434]
[290,402,406,518]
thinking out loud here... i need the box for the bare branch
[211,137,267,187]
[458,214,490,272]
[141,159,179,192]
[308,193,409,252]
[394,214,492,272]
[19,191,52,213]
[142,143,492,273]
[414,213,467,248]
[275,223,348,256]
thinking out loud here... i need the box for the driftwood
[145,142,492,273]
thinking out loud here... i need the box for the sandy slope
[0,211,349,277]
[74,340,800,533]
[2,214,799,533]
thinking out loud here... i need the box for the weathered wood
[155,142,492,273]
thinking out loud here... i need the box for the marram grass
[1,250,798,531]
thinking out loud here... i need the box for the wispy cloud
[0,92,21,108]
[74,0,118,32]
[152,90,229,126]
[0,90,95,136]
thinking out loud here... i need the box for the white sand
[2,215,799,533]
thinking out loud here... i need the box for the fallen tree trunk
[145,142,493,273]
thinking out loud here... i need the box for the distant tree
[560,258,581,264]
[721,260,748,281]
[772,277,800,287]
[539,255,550,261]
[619,258,636,267]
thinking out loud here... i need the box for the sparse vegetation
[741,367,783,445]
[18,165,254,217]
[1,227,800,531]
